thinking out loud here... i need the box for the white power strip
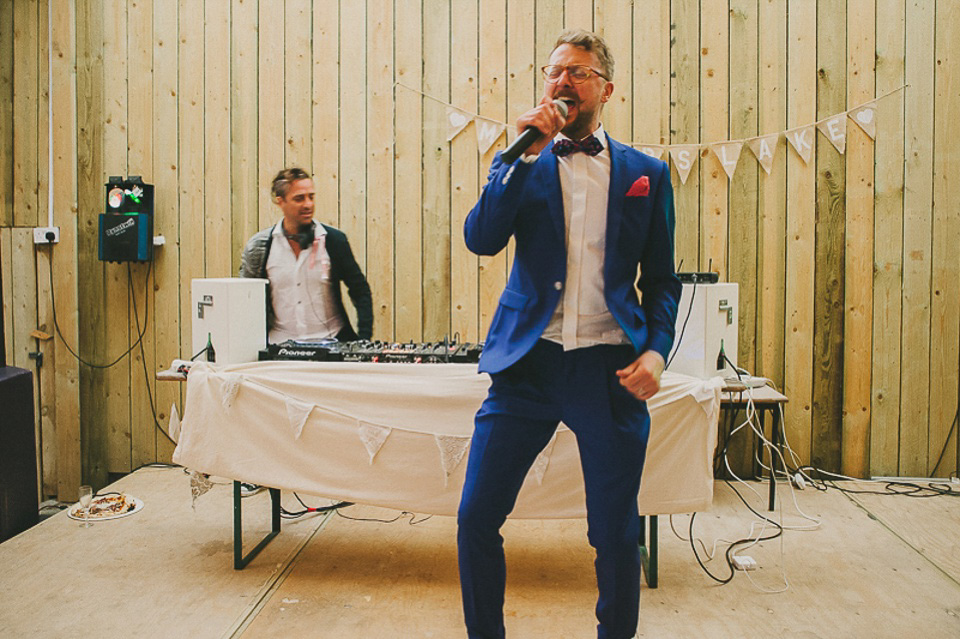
[731,555,758,571]
[723,375,769,390]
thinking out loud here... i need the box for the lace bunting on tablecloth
[434,435,471,487]
[220,374,244,409]
[531,433,558,485]
[358,422,392,464]
[189,470,214,508]
[285,397,314,439]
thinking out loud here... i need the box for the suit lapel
[539,140,566,242]
[605,134,628,262]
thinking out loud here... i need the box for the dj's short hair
[552,29,614,81]
[271,167,312,199]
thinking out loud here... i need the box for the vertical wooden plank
[128,0,157,468]
[505,0,535,282]
[311,0,338,229]
[899,0,934,476]
[724,0,759,474]
[13,0,39,227]
[564,0,592,31]
[367,0,394,341]
[204,0,231,277]
[811,0,846,472]
[394,0,423,342]
[928,2,959,477]
[102,0,130,481]
[670,0,699,270]
[450,0,478,342]
[729,0,758,378]
[258,0,284,229]
[178,0,203,378]
[0,0,13,227]
[784,0,816,466]
[0,230,12,361]
[75,0,107,488]
[231,0,259,271]
[422,0,451,341]
[757,0,787,389]
[699,0,728,279]
[9,228,42,495]
[34,0,53,499]
[284,0,312,170]
[870,0,905,476]
[339,1,366,263]
[841,0,875,477]
[633,0,669,147]
[536,0,564,75]
[594,0,631,142]
[477,0,506,342]
[153,0,179,462]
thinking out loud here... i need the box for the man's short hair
[553,29,614,81]
[271,167,311,199]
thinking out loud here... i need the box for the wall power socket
[33,226,60,244]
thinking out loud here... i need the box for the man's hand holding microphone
[500,97,570,163]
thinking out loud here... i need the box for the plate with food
[68,493,143,521]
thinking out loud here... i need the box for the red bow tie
[552,136,603,157]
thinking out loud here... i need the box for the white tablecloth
[173,361,721,518]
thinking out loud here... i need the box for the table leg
[768,409,779,511]
[233,481,282,570]
[638,515,658,589]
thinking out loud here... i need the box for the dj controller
[258,339,483,364]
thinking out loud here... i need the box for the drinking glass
[78,485,94,528]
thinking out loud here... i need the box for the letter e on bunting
[817,115,847,154]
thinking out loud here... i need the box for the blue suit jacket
[464,133,681,375]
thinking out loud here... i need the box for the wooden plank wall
[0,0,958,499]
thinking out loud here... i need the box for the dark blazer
[239,222,373,341]
[464,133,681,374]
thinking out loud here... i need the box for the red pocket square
[626,176,650,197]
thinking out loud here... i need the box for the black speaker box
[0,366,39,542]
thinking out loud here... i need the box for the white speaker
[667,282,739,379]
[191,278,268,365]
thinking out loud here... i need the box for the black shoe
[239,482,264,497]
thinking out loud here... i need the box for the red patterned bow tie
[552,136,604,157]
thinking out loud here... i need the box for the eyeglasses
[541,64,609,84]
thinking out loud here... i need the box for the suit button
[554,281,563,290]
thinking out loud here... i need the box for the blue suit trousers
[457,340,650,639]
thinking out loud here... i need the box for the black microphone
[500,99,569,164]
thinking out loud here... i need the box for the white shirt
[541,124,630,350]
[266,221,345,343]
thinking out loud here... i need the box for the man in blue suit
[457,29,682,639]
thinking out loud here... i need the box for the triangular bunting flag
[636,145,665,160]
[710,141,744,180]
[358,422,392,465]
[785,125,815,164]
[848,104,877,139]
[746,134,780,175]
[531,433,558,485]
[817,115,847,154]
[434,434,471,486]
[285,397,313,439]
[669,145,700,185]
[446,106,472,142]
[189,470,214,508]
[475,118,505,155]
[168,403,181,443]
[220,373,243,409]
